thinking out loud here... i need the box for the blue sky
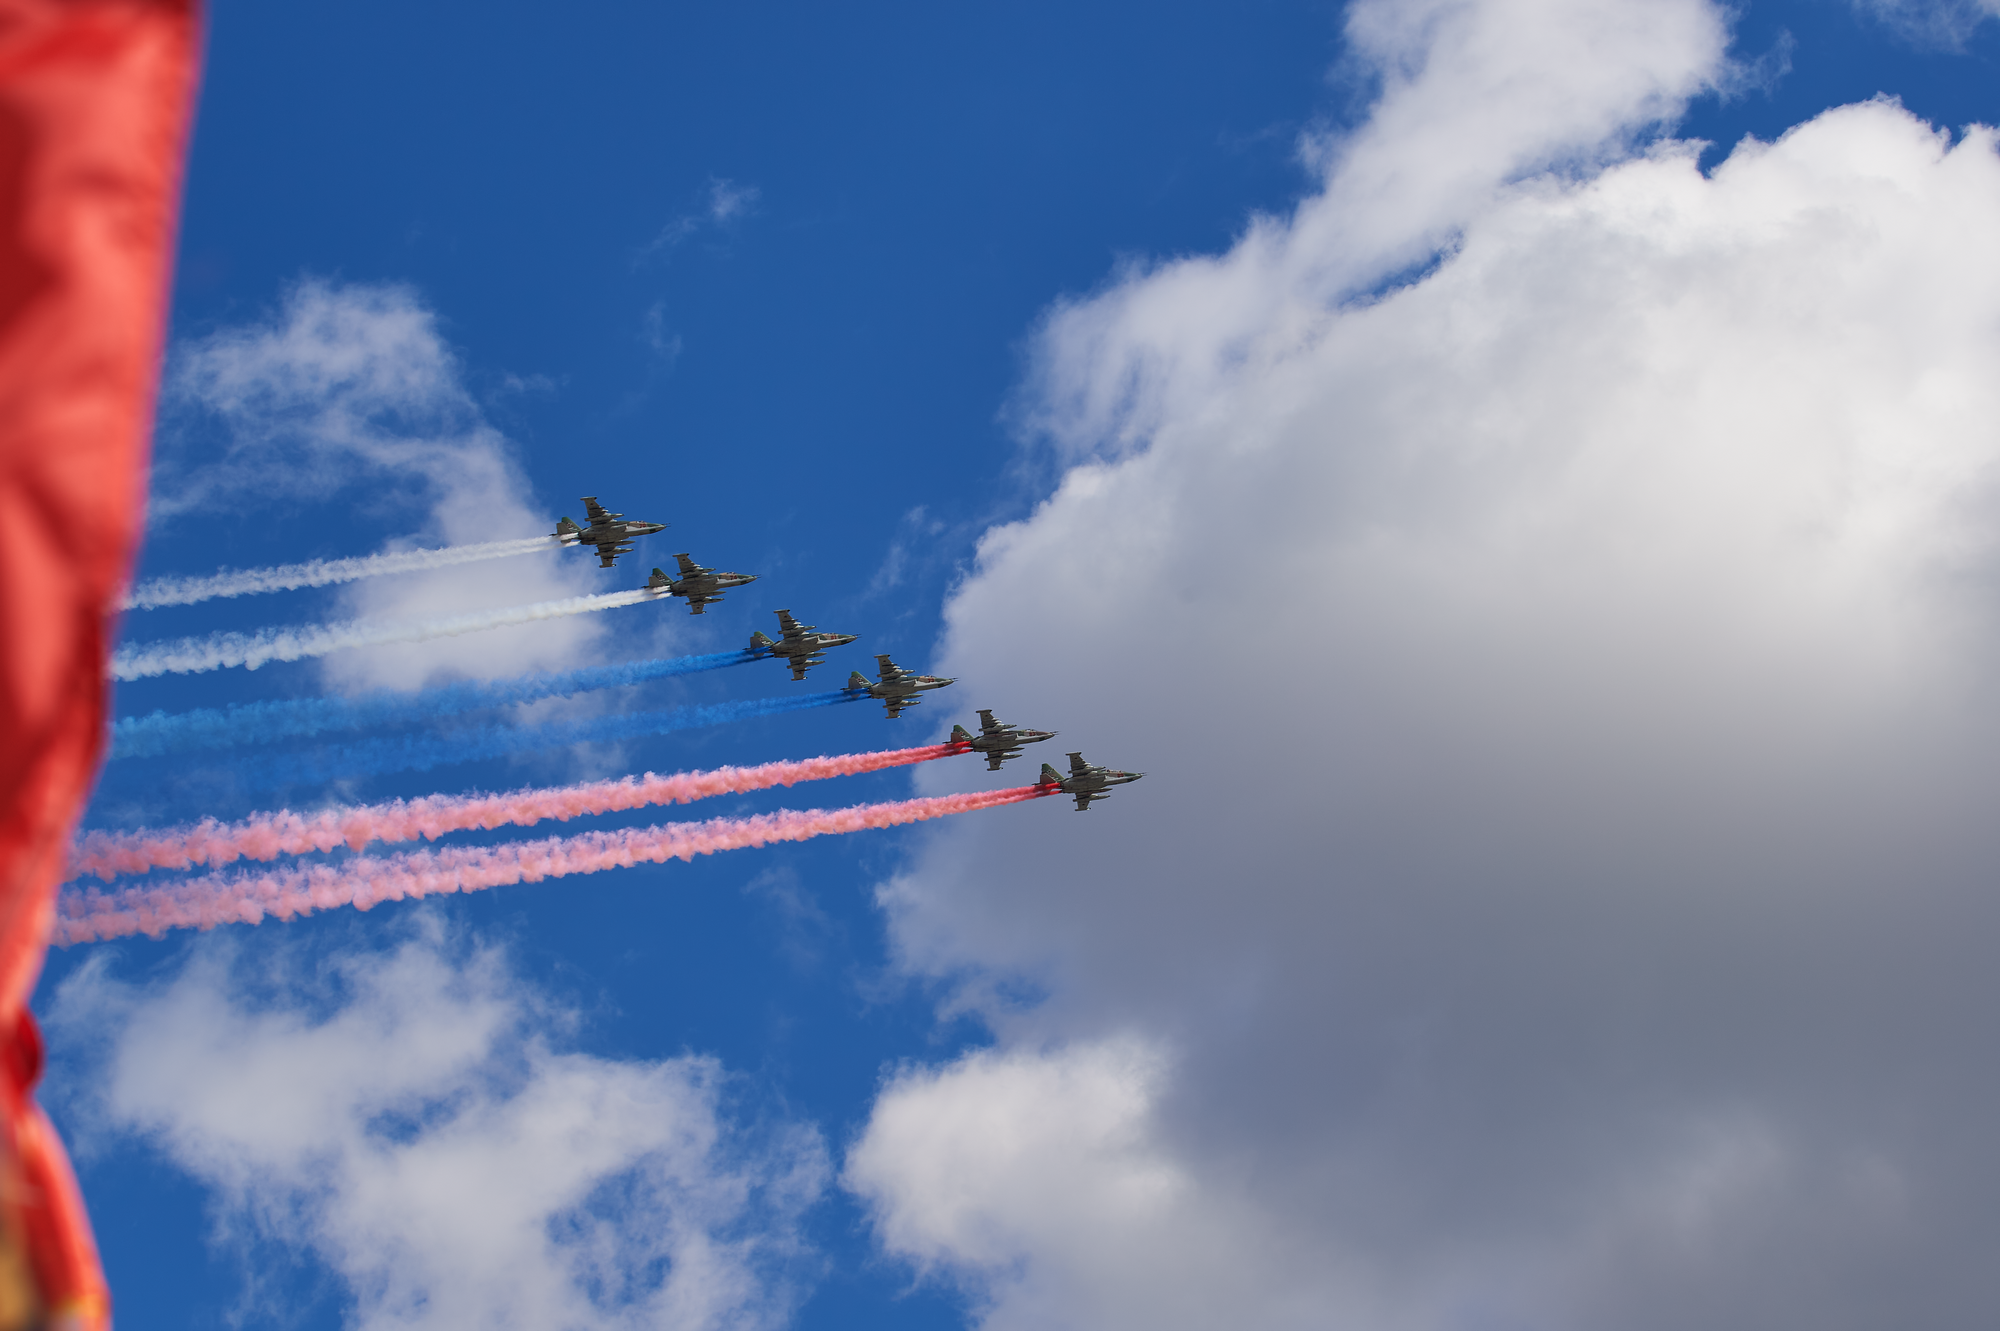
[35,2,2000,1329]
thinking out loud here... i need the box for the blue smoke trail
[235,690,859,789]
[112,650,759,759]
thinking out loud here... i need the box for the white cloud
[48,926,827,1331]
[850,1,2000,1326]
[158,279,646,689]
[847,1040,1386,1331]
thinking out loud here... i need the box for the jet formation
[751,609,859,681]
[846,655,955,718]
[553,489,1143,809]
[1038,751,1145,811]
[647,554,759,615]
[556,495,668,568]
[949,709,1057,770]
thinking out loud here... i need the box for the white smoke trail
[122,536,564,610]
[111,589,657,680]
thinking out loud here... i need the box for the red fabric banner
[0,1,201,1325]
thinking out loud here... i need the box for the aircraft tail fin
[646,567,670,591]
[1040,762,1064,786]
[750,630,775,650]
[848,671,872,691]
[950,724,973,744]
[555,515,580,540]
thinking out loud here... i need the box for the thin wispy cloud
[639,177,761,258]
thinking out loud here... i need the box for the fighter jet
[750,609,859,681]
[555,496,668,568]
[1038,751,1144,811]
[846,654,955,718]
[645,553,758,615]
[948,709,1057,771]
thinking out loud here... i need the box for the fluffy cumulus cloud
[155,280,632,688]
[852,0,2000,1327]
[48,929,826,1331]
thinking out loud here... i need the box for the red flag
[0,1,200,1325]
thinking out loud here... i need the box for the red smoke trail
[71,744,962,882]
[56,785,1047,944]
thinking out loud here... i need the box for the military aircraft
[645,553,758,614]
[555,496,668,568]
[948,709,1057,771]
[846,654,955,718]
[1038,751,1144,811]
[750,609,859,681]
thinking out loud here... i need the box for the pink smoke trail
[56,786,1049,944]
[70,744,964,883]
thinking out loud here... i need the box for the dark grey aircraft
[1039,751,1144,811]
[750,609,859,681]
[846,654,955,718]
[555,496,668,568]
[949,709,1057,771]
[646,553,758,614]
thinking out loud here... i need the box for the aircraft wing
[597,542,633,568]
[1073,792,1093,811]
[875,655,910,683]
[675,553,707,576]
[775,609,806,638]
[583,496,615,522]
[882,696,907,718]
[985,751,1009,772]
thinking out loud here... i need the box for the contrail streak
[111,650,755,759]
[122,536,563,610]
[56,786,1049,943]
[73,744,961,880]
[111,588,658,680]
[231,690,858,789]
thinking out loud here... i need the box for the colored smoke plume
[111,650,755,759]
[56,786,1049,943]
[233,690,857,789]
[111,587,658,680]
[122,536,562,610]
[73,744,962,880]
